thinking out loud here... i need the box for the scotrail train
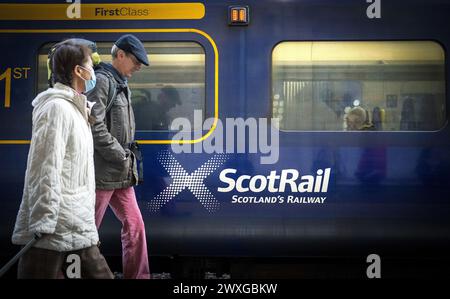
[1,0,450,276]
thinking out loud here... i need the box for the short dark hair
[51,41,92,87]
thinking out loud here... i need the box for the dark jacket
[86,63,138,190]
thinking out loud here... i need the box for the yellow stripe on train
[0,3,205,21]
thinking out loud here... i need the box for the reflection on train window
[272,41,446,131]
[38,42,205,131]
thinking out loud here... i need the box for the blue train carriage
[0,0,449,270]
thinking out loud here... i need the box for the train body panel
[1,0,450,258]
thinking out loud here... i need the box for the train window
[272,41,446,131]
[38,41,205,131]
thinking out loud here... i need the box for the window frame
[30,28,219,145]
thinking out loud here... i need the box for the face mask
[79,65,96,93]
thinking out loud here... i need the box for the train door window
[38,41,205,131]
[272,41,446,131]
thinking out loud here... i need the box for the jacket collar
[98,62,127,85]
[53,83,95,123]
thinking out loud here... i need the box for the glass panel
[272,41,446,131]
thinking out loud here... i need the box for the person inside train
[150,86,181,130]
[133,86,181,131]
[11,40,114,279]
[86,34,150,279]
[132,89,152,130]
[345,107,386,183]
[400,97,417,130]
[372,106,383,131]
[345,106,375,131]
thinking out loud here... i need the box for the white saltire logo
[149,151,228,213]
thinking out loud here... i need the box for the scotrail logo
[218,168,331,193]
[149,151,332,213]
[148,151,228,213]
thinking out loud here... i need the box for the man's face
[116,50,142,78]
[123,52,142,78]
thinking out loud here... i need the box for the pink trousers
[95,187,150,279]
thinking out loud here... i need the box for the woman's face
[77,56,94,80]
[72,56,93,93]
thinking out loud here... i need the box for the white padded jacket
[12,83,99,252]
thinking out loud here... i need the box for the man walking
[87,34,150,279]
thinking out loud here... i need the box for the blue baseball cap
[115,34,149,66]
